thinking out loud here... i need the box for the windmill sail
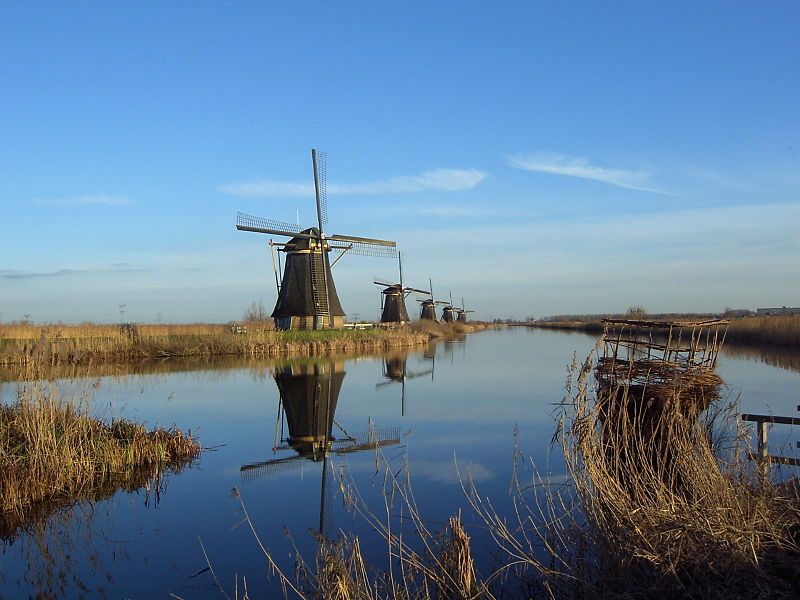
[236,150,397,330]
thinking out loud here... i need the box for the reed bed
[726,314,800,347]
[531,314,800,348]
[0,382,200,538]
[0,322,432,368]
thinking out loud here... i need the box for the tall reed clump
[468,352,800,599]
[0,383,200,537]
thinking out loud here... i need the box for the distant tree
[626,305,647,319]
[243,299,269,322]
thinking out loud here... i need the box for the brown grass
[0,322,433,368]
[467,350,800,599]
[0,382,200,539]
[726,314,800,347]
[531,315,800,348]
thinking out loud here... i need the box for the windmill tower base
[275,315,345,331]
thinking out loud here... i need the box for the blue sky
[1,2,798,323]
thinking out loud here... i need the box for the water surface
[1,328,798,598]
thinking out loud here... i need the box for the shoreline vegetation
[528,314,800,347]
[0,382,200,539]
[0,320,492,369]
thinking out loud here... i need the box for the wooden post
[757,419,770,480]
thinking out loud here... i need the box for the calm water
[1,328,798,598]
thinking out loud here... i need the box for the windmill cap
[285,227,327,251]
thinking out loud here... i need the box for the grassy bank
[529,314,800,347]
[1,383,199,538]
[0,322,436,368]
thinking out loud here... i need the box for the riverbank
[528,314,800,347]
[0,321,489,368]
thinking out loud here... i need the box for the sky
[1,2,799,323]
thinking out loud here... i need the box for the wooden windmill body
[374,255,430,324]
[417,279,449,321]
[237,149,397,330]
[457,297,476,323]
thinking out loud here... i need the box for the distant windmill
[441,291,456,323]
[418,279,449,321]
[456,297,476,323]
[373,254,430,324]
[237,149,398,330]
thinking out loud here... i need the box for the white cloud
[218,168,488,198]
[411,459,495,485]
[34,194,131,206]
[508,152,667,194]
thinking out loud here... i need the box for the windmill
[376,352,434,416]
[374,254,430,324]
[418,278,449,321]
[237,149,398,330]
[240,359,401,537]
[441,291,456,323]
[456,297,476,323]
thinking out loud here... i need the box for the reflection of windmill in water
[240,360,401,536]
[376,352,434,416]
[418,279,450,322]
[442,334,467,365]
[374,254,431,324]
[237,149,398,330]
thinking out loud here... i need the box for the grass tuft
[0,383,199,538]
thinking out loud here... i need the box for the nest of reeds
[553,349,800,599]
[595,357,725,415]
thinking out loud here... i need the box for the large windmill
[418,279,449,321]
[373,254,430,324]
[456,297,476,323]
[237,149,398,330]
[240,359,401,536]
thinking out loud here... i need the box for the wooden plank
[741,413,800,426]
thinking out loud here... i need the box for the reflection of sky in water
[1,328,799,597]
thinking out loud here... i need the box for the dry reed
[466,350,800,598]
[0,322,432,368]
[531,315,800,348]
[0,382,200,538]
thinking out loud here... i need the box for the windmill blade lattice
[312,149,328,226]
[240,426,402,482]
[237,212,303,235]
[330,238,398,258]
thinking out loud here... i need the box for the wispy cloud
[33,194,131,206]
[1,265,145,280]
[218,168,488,198]
[508,152,667,194]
